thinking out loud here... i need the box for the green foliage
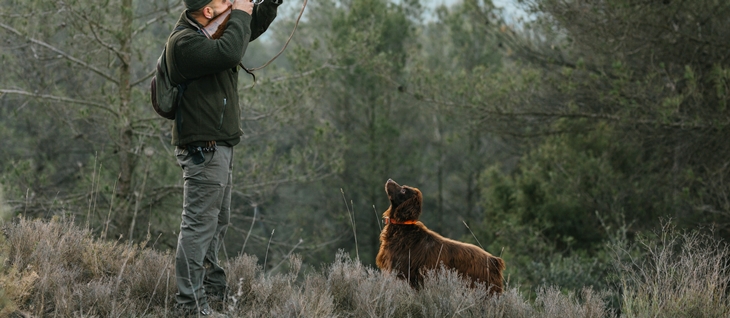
[481,123,629,249]
[461,0,730,298]
[472,123,647,297]
[509,0,730,231]
[262,0,428,266]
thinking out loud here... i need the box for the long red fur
[376,180,505,294]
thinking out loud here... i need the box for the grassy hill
[1,218,728,317]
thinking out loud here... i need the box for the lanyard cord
[247,0,308,72]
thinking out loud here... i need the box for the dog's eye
[400,188,407,194]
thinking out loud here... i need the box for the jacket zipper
[218,98,226,130]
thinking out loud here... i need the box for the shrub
[615,224,730,317]
[4,217,729,317]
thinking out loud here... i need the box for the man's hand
[232,0,254,15]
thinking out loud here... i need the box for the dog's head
[384,179,422,221]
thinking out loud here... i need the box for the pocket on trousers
[176,147,214,169]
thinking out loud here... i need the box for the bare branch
[87,19,125,62]
[243,98,299,121]
[265,63,347,83]
[0,89,118,116]
[132,3,185,38]
[0,22,118,84]
[132,70,155,87]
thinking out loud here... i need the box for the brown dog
[376,179,505,294]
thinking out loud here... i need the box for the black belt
[178,141,218,153]
[180,141,217,165]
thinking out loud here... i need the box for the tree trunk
[116,0,136,240]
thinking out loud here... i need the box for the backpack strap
[169,25,193,136]
[167,25,191,85]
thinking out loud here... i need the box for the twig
[102,175,119,240]
[436,244,444,267]
[263,229,275,275]
[91,162,102,228]
[141,265,168,316]
[24,188,29,219]
[269,238,304,273]
[86,154,98,229]
[373,204,382,233]
[240,204,258,255]
[112,245,135,314]
[463,220,484,249]
[164,269,170,316]
[129,158,151,243]
[341,189,359,261]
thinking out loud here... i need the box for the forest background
[1,0,730,314]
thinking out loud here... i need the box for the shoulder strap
[167,25,205,85]
[168,25,195,133]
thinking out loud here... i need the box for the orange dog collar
[383,217,418,225]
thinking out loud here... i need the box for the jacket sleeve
[250,0,282,42]
[172,11,252,80]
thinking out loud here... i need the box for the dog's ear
[394,188,422,221]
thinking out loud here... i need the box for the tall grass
[0,218,727,317]
[614,224,730,317]
[0,184,10,221]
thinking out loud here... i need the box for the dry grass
[614,224,730,318]
[1,217,176,317]
[1,218,727,317]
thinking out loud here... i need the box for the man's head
[185,0,214,11]
[187,0,232,24]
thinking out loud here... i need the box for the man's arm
[250,0,283,42]
[173,10,252,80]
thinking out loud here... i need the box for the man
[167,0,280,316]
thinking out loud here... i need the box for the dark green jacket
[167,3,280,147]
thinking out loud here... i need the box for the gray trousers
[175,145,232,309]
